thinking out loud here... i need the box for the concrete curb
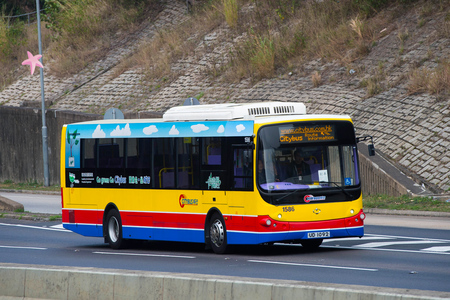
[0,195,23,212]
[0,190,448,221]
[0,189,60,195]
[364,208,450,218]
[0,263,449,300]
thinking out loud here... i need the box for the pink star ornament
[22,51,44,75]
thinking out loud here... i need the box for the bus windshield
[257,121,360,194]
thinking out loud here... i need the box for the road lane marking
[50,224,65,229]
[421,246,450,252]
[248,260,378,272]
[0,223,68,232]
[323,245,450,255]
[322,236,395,243]
[0,245,47,250]
[364,234,450,243]
[354,240,445,248]
[94,251,196,259]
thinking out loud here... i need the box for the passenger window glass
[233,148,252,189]
[81,139,96,168]
[154,138,175,188]
[203,137,221,165]
[97,138,124,169]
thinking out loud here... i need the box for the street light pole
[36,0,49,186]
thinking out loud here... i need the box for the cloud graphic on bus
[110,123,131,136]
[169,125,179,135]
[236,124,246,132]
[92,125,106,138]
[217,125,225,133]
[191,124,209,133]
[143,125,158,135]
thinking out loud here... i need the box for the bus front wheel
[105,209,125,249]
[209,213,227,254]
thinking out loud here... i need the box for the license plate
[307,231,330,238]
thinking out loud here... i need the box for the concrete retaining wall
[0,106,408,197]
[0,106,101,186]
[0,107,164,186]
[359,153,408,197]
[0,264,448,300]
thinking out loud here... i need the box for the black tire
[208,212,227,254]
[300,238,323,250]
[105,209,125,249]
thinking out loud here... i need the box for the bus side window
[154,138,175,188]
[96,138,125,169]
[203,137,222,165]
[81,139,96,168]
[232,148,253,190]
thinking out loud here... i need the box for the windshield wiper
[272,181,353,203]
[273,187,305,202]
[320,181,352,198]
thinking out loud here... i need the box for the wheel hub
[108,216,119,243]
[210,219,224,247]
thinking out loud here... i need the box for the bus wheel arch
[103,204,125,249]
[205,208,228,254]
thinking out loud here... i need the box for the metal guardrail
[1,9,44,26]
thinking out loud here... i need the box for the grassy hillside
[1,0,448,97]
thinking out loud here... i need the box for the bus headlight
[350,209,354,214]
[360,213,366,220]
[278,214,282,219]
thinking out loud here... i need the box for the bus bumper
[227,209,365,245]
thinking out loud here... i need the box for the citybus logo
[304,195,326,203]
[179,194,199,208]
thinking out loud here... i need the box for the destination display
[279,125,336,143]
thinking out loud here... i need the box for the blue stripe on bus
[122,226,205,243]
[64,224,364,245]
[63,223,103,237]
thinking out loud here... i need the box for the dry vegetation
[1,0,449,98]
[408,60,450,99]
[0,12,52,88]
[0,0,161,86]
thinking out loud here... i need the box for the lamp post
[36,0,49,186]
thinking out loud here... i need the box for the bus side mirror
[356,135,375,156]
[368,144,375,156]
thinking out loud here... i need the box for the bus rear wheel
[300,239,323,250]
[209,213,227,254]
[105,209,125,249]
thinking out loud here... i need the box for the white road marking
[0,222,68,232]
[323,245,450,255]
[94,251,196,259]
[248,260,378,272]
[421,246,450,252]
[364,234,450,243]
[354,240,445,248]
[50,224,66,230]
[0,245,46,250]
[323,236,394,243]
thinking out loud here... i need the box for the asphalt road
[0,218,449,293]
[1,191,450,294]
[0,192,61,214]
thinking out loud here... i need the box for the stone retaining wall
[0,0,448,192]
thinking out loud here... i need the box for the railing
[1,9,44,26]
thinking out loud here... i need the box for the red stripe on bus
[62,209,363,232]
